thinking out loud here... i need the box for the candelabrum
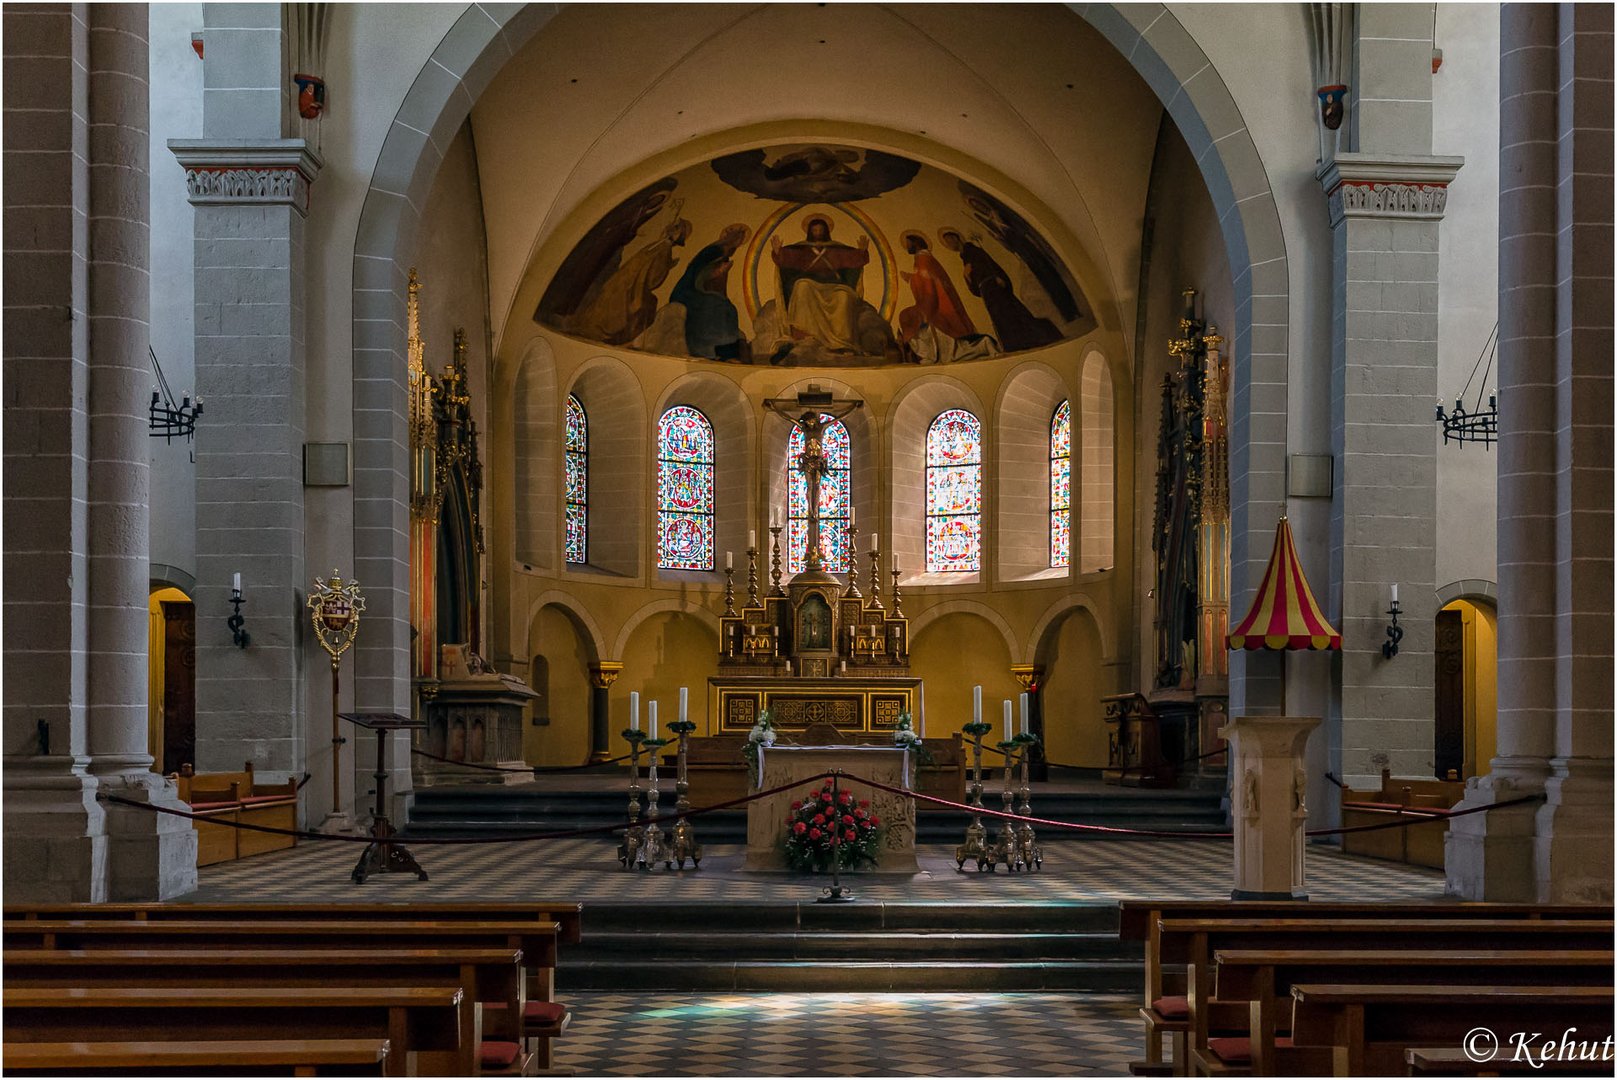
[669,721,702,869]
[844,525,862,598]
[747,547,761,608]
[722,563,737,617]
[617,729,646,869]
[890,565,903,617]
[955,721,993,871]
[868,549,883,609]
[639,738,672,869]
[987,740,1020,872]
[769,527,785,596]
[1012,734,1043,871]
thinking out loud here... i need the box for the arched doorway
[147,586,195,775]
[1435,598,1497,780]
[1034,607,1107,770]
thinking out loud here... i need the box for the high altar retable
[745,745,918,872]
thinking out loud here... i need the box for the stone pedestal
[746,746,917,872]
[1220,715,1320,900]
[417,645,536,786]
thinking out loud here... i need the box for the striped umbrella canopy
[1227,517,1341,651]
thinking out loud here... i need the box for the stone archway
[349,2,1290,717]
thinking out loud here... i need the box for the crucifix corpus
[764,386,864,575]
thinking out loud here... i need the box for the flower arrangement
[783,779,881,872]
[740,710,776,783]
[891,712,932,765]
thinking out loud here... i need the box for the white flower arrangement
[892,713,932,764]
[741,710,776,785]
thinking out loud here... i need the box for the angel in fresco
[939,227,1061,353]
[566,211,691,345]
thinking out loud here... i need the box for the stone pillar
[171,4,323,810]
[1220,715,1320,900]
[1447,3,1613,903]
[3,3,195,901]
[588,662,623,763]
[1318,153,1460,786]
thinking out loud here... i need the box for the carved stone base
[745,746,916,873]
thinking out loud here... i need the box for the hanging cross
[763,386,864,574]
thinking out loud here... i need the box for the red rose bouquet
[782,780,882,872]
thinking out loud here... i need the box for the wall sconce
[228,572,250,649]
[1382,583,1402,660]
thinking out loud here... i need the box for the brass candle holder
[868,548,883,609]
[768,527,785,596]
[844,525,862,597]
[640,737,672,870]
[722,563,737,617]
[956,721,993,871]
[890,564,904,617]
[669,720,702,869]
[747,546,760,608]
[617,728,646,869]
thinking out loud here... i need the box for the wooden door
[161,601,196,774]
[1434,608,1464,779]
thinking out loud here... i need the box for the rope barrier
[408,746,633,774]
[106,771,1544,848]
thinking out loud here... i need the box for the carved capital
[589,661,625,690]
[1317,152,1463,227]
[1010,664,1042,693]
[169,139,323,217]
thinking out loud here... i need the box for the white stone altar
[746,745,918,872]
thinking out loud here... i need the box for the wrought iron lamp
[148,347,202,443]
[228,572,249,649]
[1382,585,1403,660]
[1435,325,1498,448]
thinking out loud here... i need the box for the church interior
[2,2,1613,1076]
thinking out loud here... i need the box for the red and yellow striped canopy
[1227,517,1341,651]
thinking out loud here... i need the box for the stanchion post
[816,769,856,903]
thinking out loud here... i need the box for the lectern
[340,711,429,884]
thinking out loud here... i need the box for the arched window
[925,408,983,572]
[787,415,852,574]
[656,405,715,570]
[1050,400,1071,568]
[564,394,588,565]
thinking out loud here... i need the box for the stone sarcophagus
[417,644,535,787]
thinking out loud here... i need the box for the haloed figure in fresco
[771,214,872,354]
[938,227,1061,353]
[670,223,751,362]
[566,212,692,346]
[895,229,1000,364]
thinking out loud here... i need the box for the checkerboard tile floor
[552,992,1140,1076]
[193,836,1446,904]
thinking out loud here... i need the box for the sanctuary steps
[559,900,1138,993]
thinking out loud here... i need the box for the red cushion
[188,801,238,812]
[240,794,293,805]
[479,1041,521,1069]
[524,1000,567,1024]
[1151,995,1189,1020]
[1207,1036,1292,1065]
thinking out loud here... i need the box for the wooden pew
[4,947,524,1073]
[2,986,466,1078]
[1289,983,1614,1077]
[1161,918,1612,1077]
[1207,949,1615,1076]
[2,1038,392,1076]
[1118,901,1611,1074]
[1405,1046,1617,1076]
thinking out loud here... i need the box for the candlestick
[747,546,760,608]
[973,685,983,723]
[722,563,736,616]
[768,526,785,596]
[868,548,883,609]
[1003,699,1012,742]
[844,524,862,598]
[890,563,903,616]
[1019,692,1029,736]
[954,724,989,871]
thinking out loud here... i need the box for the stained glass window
[1050,399,1071,568]
[565,394,588,565]
[925,408,983,572]
[657,405,715,571]
[787,415,852,573]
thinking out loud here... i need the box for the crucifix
[764,387,864,575]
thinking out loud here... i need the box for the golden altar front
[711,676,919,733]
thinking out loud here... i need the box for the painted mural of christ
[770,215,871,353]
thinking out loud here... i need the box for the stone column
[1447,3,1613,903]
[170,4,323,811]
[588,662,623,763]
[3,3,195,901]
[1318,153,1460,786]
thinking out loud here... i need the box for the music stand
[339,711,429,884]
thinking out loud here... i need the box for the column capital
[1009,664,1042,692]
[589,661,625,690]
[1317,152,1464,227]
[168,139,324,216]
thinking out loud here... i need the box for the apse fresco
[535,144,1095,367]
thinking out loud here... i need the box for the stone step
[572,930,1133,960]
[558,958,1140,993]
[578,900,1121,934]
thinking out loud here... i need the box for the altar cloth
[745,746,918,872]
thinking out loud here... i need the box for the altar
[745,745,918,873]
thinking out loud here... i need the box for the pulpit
[745,745,917,873]
[417,644,535,786]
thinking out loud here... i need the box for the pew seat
[0,1038,392,1077]
[1405,1047,1617,1076]
[173,763,297,864]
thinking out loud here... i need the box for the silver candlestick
[955,724,992,871]
[1014,741,1042,871]
[640,739,671,870]
[670,723,702,869]
[617,733,645,869]
[990,741,1019,872]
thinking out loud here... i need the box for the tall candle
[232,572,241,594]
[630,691,640,731]
[973,685,983,723]
[648,700,658,739]
[871,532,879,553]
[1002,699,1012,742]
[726,551,733,570]
[1390,582,1398,604]
[919,684,926,738]
[1019,692,1030,736]
[749,529,757,550]
[679,686,688,723]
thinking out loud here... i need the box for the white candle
[1019,692,1030,736]
[840,660,847,673]
[749,529,757,550]
[679,686,688,722]
[630,691,639,731]
[648,700,658,739]
[726,550,733,570]
[871,532,879,553]
[232,572,241,594]
[919,684,926,738]
[1003,700,1013,742]
[973,685,983,723]
[1390,582,1399,604]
